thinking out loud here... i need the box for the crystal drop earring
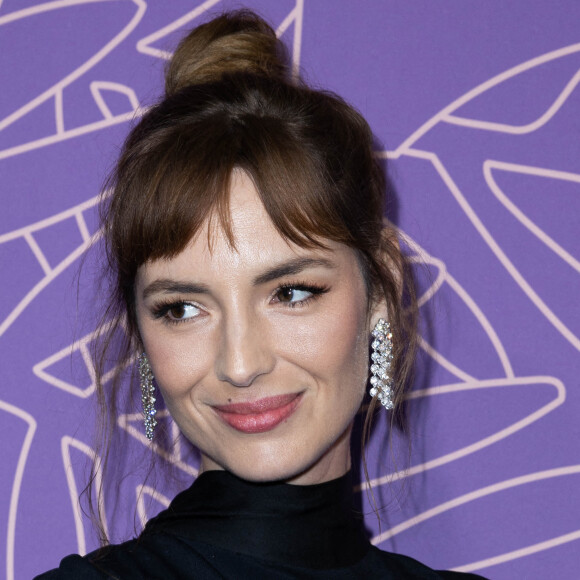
[369,318,394,410]
[138,353,157,440]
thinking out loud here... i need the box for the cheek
[139,326,214,400]
[277,297,369,397]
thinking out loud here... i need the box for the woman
[38,10,486,579]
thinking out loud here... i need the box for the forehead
[137,171,358,284]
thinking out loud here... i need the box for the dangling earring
[138,353,157,440]
[369,318,394,410]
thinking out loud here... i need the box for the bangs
[107,108,354,274]
[103,73,386,324]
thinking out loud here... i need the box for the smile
[213,393,304,434]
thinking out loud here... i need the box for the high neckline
[144,470,370,570]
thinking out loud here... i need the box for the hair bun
[165,10,289,95]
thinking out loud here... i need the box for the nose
[215,310,275,387]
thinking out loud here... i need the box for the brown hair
[90,9,416,542]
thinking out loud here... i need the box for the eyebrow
[142,280,210,300]
[252,257,336,285]
[141,257,336,300]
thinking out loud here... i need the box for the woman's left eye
[272,284,328,307]
[276,287,313,304]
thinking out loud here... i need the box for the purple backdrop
[1,1,579,578]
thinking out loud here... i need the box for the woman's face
[136,171,383,484]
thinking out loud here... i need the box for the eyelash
[151,281,329,325]
[271,281,329,308]
[151,300,201,325]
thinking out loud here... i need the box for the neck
[145,469,370,569]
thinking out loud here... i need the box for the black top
[37,471,488,579]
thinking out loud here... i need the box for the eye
[271,283,329,308]
[152,301,201,323]
[167,303,200,320]
[276,287,313,304]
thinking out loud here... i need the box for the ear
[368,294,389,334]
[367,225,398,333]
[381,221,404,296]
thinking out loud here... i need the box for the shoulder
[34,539,144,579]
[365,546,489,579]
[34,532,218,579]
[36,534,489,580]
[33,551,121,580]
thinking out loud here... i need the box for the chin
[231,465,303,484]
[204,432,351,485]
[215,453,316,484]
[199,440,316,483]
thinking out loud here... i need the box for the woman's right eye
[168,303,199,320]
[153,302,201,323]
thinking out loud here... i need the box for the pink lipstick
[213,393,303,434]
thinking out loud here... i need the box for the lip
[213,393,303,434]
